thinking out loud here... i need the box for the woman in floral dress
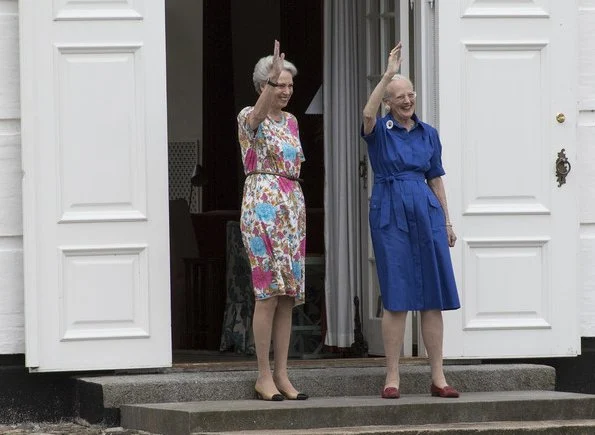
[237,40,307,401]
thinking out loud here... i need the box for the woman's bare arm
[247,40,284,130]
[428,176,457,247]
[362,42,403,135]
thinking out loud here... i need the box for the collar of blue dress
[386,112,422,130]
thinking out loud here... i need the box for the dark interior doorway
[166,0,324,361]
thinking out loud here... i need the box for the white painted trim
[18,0,41,368]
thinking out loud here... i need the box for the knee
[383,309,408,319]
[255,296,279,315]
[420,310,443,321]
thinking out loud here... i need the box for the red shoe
[430,384,460,398]
[381,386,400,399]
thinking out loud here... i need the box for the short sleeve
[237,106,262,151]
[425,128,446,180]
[360,116,381,147]
[287,114,306,162]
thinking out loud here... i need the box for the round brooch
[386,120,394,129]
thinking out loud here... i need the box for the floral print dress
[237,106,306,305]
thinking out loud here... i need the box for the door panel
[20,0,171,371]
[438,0,579,357]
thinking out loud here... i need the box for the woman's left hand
[447,226,457,247]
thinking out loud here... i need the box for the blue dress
[361,113,460,312]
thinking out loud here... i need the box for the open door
[19,0,171,371]
[360,0,415,356]
[438,1,580,357]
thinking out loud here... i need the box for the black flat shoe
[278,389,308,400]
[255,388,284,401]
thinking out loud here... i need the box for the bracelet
[266,78,279,87]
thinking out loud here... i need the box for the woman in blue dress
[361,42,460,399]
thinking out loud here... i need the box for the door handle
[555,148,571,187]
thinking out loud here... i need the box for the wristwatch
[266,78,279,87]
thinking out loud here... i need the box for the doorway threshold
[170,352,434,373]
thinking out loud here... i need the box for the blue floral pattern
[249,236,267,257]
[255,202,276,222]
[282,142,297,161]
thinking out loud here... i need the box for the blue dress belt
[374,171,426,231]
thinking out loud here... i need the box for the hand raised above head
[385,41,403,77]
[270,39,285,81]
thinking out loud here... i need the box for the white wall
[579,0,595,337]
[0,0,24,353]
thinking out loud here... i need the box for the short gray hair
[383,74,413,101]
[252,55,298,93]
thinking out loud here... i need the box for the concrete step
[192,420,595,434]
[119,391,595,435]
[75,363,554,424]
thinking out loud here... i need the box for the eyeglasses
[392,91,417,103]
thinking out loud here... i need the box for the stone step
[120,391,595,435]
[192,420,595,435]
[76,363,555,424]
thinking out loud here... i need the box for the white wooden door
[19,0,171,371]
[438,0,580,357]
[361,0,414,356]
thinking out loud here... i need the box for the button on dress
[361,113,460,312]
[237,107,306,305]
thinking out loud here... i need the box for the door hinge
[428,0,435,8]
[409,0,415,11]
[359,155,368,189]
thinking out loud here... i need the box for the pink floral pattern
[244,148,257,172]
[278,177,294,194]
[287,117,299,137]
[237,107,306,305]
[252,267,273,289]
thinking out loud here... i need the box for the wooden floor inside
[170,350,429,372]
